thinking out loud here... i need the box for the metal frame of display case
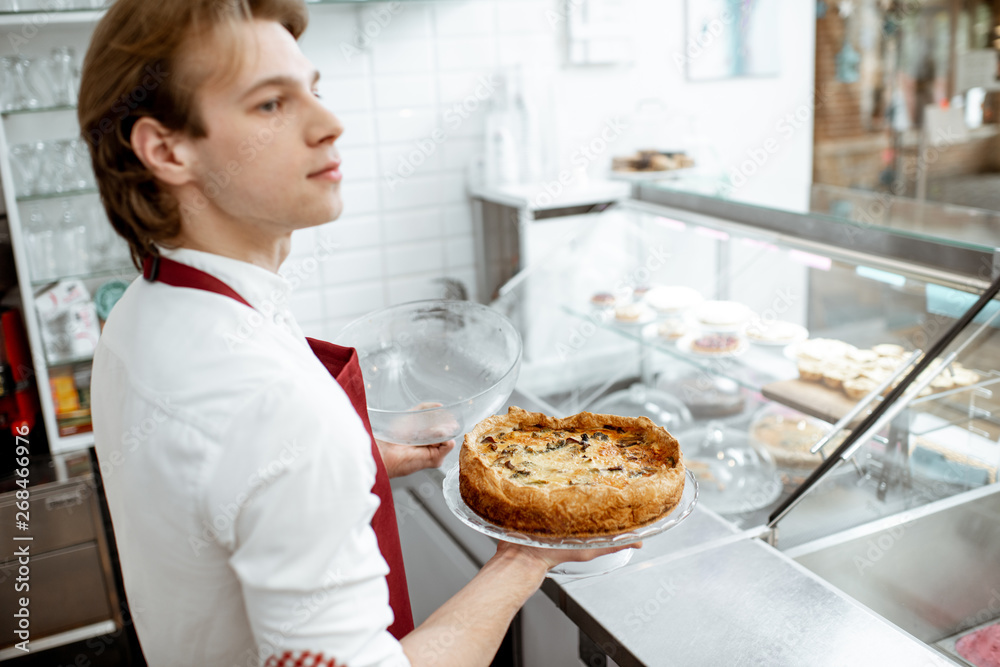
[635,183,1000,283]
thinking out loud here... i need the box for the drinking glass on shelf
[0,58,15,110]
[69,138,96,189]
[53,139,87,191]
[84,198,115,271]
[57,200,89,276]
[25,205,59,283]
[0,0,21,13]
[34,140,61,195]
[10,141,49,196]
[9,144,33,195]
[10,57,41,110]
[46,48,78,106]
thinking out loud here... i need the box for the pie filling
[475,423,678,489]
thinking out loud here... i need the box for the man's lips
[308,160,342,182]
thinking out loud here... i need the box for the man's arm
[400,541,638,667]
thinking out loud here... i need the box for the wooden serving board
[761,379,875,428]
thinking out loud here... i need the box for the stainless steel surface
[557,537,957,666]
[408,389,971,665]
[790,483,1000,644]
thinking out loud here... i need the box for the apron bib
[142,254,414,639]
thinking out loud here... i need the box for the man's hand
[375,438,455,478]
[493,539,642,572]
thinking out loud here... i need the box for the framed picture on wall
[685,0,781,81]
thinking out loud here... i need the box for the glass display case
[491,196,997,533]
[487,194,999,661]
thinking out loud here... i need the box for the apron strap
[143,255,253,309]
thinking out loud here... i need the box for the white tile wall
[291,0,815,340]
[293,2,553,336]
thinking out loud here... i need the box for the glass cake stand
[442,466,698,577]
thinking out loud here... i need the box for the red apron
[141,255,414,640]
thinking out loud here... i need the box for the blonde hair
[78,0,309,268]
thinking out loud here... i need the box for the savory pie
[459,407,685,537]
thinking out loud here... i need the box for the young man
[80,1,631,666]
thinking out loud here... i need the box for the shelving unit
[0,0,401,27]
[0,94,138,452]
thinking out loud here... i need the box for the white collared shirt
[91,246,409,667]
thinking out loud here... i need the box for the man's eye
[259,99,280,112]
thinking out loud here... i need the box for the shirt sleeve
[204,379,411,667]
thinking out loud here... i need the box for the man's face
[182,20,343,233]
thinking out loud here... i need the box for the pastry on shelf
[657,319,690,341]
[611,149,695,172]
[614,303,653,323]
[590,292,617,309]
[791,337,982,401]
[690,332,742,354]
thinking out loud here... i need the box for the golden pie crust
[459,407,685,537]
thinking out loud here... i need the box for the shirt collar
[156,245,294,317]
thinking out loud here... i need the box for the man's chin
[299,197,344,229]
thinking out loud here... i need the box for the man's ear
[131,116,196,187]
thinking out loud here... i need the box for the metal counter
[554,537,956,666]
[410,391,962,666]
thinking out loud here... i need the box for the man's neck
[170,214,291,274]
